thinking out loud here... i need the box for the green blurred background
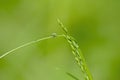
[0,0,120,80]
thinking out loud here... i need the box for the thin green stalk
[66,72,79,80]
[0,34,64,59]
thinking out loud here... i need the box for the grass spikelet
[57,19,93,80]
[57,19,68,34]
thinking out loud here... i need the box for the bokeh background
[0,0,120,80]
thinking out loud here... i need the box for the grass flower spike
[57,19,93,80]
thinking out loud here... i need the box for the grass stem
[0,34,64,59]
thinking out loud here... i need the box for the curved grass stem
[0,34,64,59]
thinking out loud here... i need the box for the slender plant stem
[0,34,64,59]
